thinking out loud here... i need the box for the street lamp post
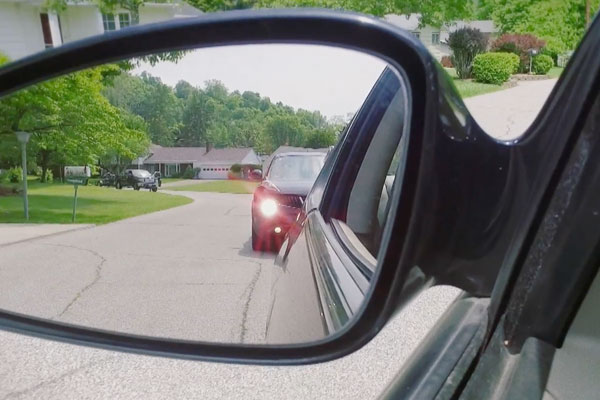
[15,131,31,220]
[528,49,538,74]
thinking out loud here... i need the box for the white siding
[196,165,230,180]
[59,6,103,43]
[139,5,175,25]
[0,2,45,60]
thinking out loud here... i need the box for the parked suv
[116,169,158,192]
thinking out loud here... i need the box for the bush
[448,28,488,79]
[230,163,242,173]
[440,56,453,68]
[473,53,519,85]
[43,169,53,183]
[532,54,553,75]
[0,52,9,66]
[182,167,195,179]
[491,34,546,73]
[7,167,23,183]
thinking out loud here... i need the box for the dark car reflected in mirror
[249,169,263,181]
[0,41,408,346]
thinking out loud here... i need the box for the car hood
[264,179,314,196]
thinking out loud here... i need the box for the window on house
[432,32,440,45]
[118,13,130,28]
[40,13,53,48]
[102,13,116,32]
[411,31,420,39]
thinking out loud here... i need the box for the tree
[186,0,476,27]
[103,72,181,145]
[447,27,488,79]
[483,0,600,55]
[0,65,149,181]
[304,127,337,148]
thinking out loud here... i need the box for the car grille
[277,194,305,209]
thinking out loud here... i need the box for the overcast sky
[134,44,388,118]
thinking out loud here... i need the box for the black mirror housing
[0,8,516,366]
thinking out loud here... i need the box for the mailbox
[64,166,91,185]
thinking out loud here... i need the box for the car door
[266,68,409,343]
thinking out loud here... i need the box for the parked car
[2,10,600,400]
[251,152,325,251]
[97,173,116,187]
[115,169,158,192]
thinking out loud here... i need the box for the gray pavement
[0,224,93,247]
[0,191,274,344]
[464,78,557,140]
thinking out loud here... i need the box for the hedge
[473,52,520,85]
[532,54,554,75]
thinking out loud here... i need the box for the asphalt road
[0,191,274,344]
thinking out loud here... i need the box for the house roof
[198,148,256,165]
[449,20,496,33]
[144,147,206,164]
[144,146,255,165]
[385,14,421,31]
[384,14,496,34]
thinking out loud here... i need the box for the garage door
[198,166,229,180]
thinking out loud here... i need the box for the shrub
[230,163,242,173]
[532,54,553,75]
[7,167,23,183]
[473,53,519,85]
[182,167,195,179]
[0,52,9,66]
[491,34,546,73]
[441,55,453,68]
[43,169,54,183]
[448,28,488,79]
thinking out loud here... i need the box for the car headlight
[260,198,278,217]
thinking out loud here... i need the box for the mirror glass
[0,44,407,344]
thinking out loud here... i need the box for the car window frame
[319,66,411,277]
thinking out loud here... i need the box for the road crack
[38,243,107,319]
[238,262,262,343]
[1,356,115,399]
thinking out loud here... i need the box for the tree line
[102,71,343,153]
[0,58,342,182]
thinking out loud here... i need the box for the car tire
[151,187,157,192]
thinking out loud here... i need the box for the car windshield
[132,170,151,178]
[268,155,325,182]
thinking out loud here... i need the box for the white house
[0,0,201,61]
[385,14,497,61]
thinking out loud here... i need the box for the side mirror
[0,9,490,367]
[249,169,263,181]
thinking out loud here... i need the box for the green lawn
[161,178,184,184]
[548,67,564,79]
[170,180,259,194]
[444,68,505,98]
[0,182,192,224]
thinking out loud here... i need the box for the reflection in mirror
[0,44,405,345]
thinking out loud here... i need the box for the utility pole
[15,131,31,220]
[586,0,591,28]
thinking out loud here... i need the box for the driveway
[464,78,557,140]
